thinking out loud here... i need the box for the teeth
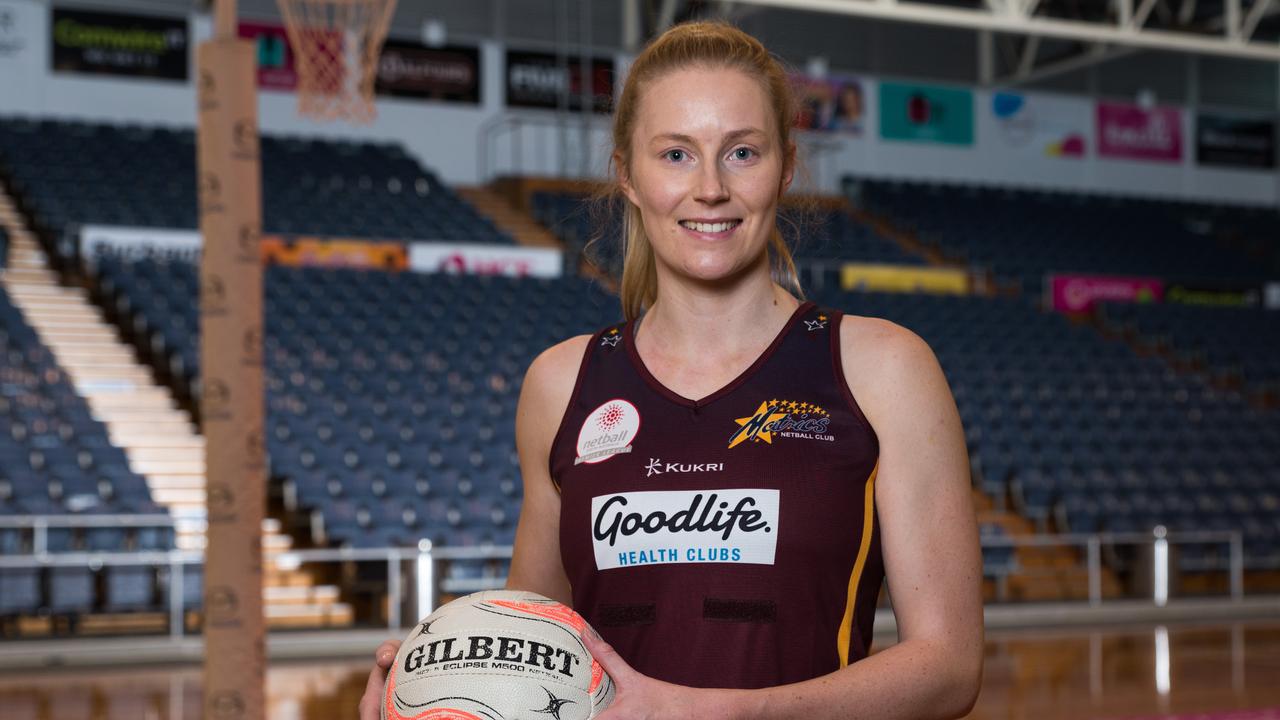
[681,220,739,233]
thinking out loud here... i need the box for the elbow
[938,647,984,719]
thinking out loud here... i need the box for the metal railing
[0,516,1258,639]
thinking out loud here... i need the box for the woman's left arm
[587,318,984,720]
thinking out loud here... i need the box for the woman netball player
[360,21,982,719]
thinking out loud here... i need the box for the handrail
[0,514,175,528]
[477,111,611,183]
[0,529,1257,637]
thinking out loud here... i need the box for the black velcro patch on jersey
[703,598,777,623]
[598,603,657,627]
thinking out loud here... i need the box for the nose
[693,161,728,204]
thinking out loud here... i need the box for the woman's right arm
[357,336,590,720]
[505,335,591,604]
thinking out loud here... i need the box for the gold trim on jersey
[837,461,879,667]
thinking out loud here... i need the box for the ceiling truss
[712,0,1280,69]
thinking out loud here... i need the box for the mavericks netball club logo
[575,399,640,465]
[728,398,834,449]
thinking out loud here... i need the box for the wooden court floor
[0,620,1277,719]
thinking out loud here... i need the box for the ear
[779,141,796,195]
[615,151,640,207]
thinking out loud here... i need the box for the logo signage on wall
[991,92,1086,158]
[1196,114,1276,169]
[51,8,189,81]
[879,82,973,146]
[80,225,201,259]
[1049,274,1164,313]
[238,22,299,91]
[1164,282,1261,307]
[261,236,408,270]
[376,41,480,103]
[409,242,563,278]
[1096,102,1182,163]
[840,263,969,294]
[505,50,613,114]
[793,74,864,135]
[0,1,33,61]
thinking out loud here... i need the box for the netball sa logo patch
[728,398,834,449]
[575,399,640,465]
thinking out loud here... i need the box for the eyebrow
[649,128,767,146]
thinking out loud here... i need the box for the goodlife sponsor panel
[81,226,563,278]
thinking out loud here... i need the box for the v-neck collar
[624,301,814,409]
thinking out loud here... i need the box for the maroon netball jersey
[550,302,883,689]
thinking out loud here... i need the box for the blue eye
[665,149,686,162]
[731,147,755,161]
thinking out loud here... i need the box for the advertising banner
[1049,274,1163,312]
[238,21,299,91]
[1196,114,1276,169]
[261,237,407,270]
[506,50,613,113]
[1164,282,1261,307]
[793,75,864,135]
[879,82,973,146]
[51,8,188,81]
[990,92,1086,158]
[376,41,480,103]
[409,242,562,278]
[1096,102,1182,162]
[80,225,201,259]
[840,263,969,294]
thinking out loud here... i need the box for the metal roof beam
[733,0,1280,61]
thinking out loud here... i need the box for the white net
[275,0,398,123]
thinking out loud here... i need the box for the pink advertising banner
[1049,274,1164,312]
[1097,102,1183,162]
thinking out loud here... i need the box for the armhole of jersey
[829,310,880,448]
[546,331,604,493]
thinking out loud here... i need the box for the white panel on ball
[384,590,614,720]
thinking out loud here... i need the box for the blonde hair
[604,21,803,321]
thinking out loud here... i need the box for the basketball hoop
[276,0,398,123]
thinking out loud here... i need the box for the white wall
[1,0,1276,207]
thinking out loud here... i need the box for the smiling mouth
[679,220,742,233]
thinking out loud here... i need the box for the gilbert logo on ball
[383,590,614,720]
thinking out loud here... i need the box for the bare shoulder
[518,334,593,430]
[837,314,950,421]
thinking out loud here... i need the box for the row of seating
[0,117,515,257]
[529,190,927,277]
[0,288,163,517]
[87,251,1280,569]
[1099,302,1280,396]
[850,177,1280,292]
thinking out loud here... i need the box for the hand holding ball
[383,590,615,720]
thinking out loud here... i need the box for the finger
[582,628,636,685]
[358,661,387,720]
[375,639,402,669]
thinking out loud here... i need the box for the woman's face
[619,66,792,288]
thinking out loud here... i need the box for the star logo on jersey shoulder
[601,328,622,347]
[532,687,576,720]
[805,314,828,332]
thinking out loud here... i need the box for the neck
[637,268,801,359]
